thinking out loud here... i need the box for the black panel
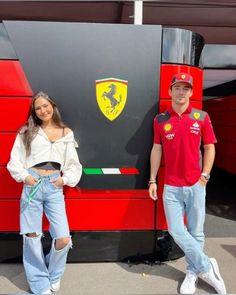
[162,28,204,66]
[0,23,17,59]
[0,231,183,263]
[4,21,162,189]
[68,231,155,262]
[203,80,236,96]
[201,45,236,69]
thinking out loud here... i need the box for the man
[149,73,226,294]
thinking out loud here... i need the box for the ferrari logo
[193,112,200,119]
[96,78,128,121]
[163,123,172,132]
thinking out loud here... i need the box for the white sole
[210,258,226,294]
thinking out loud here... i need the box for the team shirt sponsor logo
[190,121,200,135]
[163,123,175,139]
[192,122,199,128]
[163,123,172,132]
[165,133,175,140]
[163,119,202,139]
[193,112,201,119]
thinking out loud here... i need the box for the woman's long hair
[20,91,67,156]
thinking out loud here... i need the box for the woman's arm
[7,133,29,182]
[61,131,82,187]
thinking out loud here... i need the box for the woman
[7,91,82,294]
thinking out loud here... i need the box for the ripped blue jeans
[20,169,72,294]
[163,182,210,274]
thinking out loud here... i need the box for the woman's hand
[50,176,64,187]
[149,183,158,201]
[24,175,37,186]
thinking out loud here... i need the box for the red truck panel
[0,200,20,231]
[66,198,154,230]
[0,198,154,231]
[0,167,22,199]
[0,97,31,131]
[155,199,168,230]
[0,60,32,97]
[0,132,16,165]
[204,95,236,174]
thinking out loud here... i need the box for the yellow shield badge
[95,78,128,121]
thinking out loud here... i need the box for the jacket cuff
[22,172,30,183]
[61,176,68,186]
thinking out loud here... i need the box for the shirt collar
[169,104,192,116]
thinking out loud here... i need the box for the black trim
[203,79,236,97]
[202,45,236,69]
[0,231,183,263]
[156,111,170,123]
[162,28,204,66]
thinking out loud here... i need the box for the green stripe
[83,168,103,175]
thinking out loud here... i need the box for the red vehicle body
[0,22,204,262]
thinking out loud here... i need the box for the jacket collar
[38,127,78,146]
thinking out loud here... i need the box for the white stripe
[101,168,121,174]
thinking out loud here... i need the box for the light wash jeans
[163,182,211,274]
[20,169,72,294]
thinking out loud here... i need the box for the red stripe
[119,167,139,174]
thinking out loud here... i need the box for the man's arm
[149,143,162,200]
[199,143,215,185]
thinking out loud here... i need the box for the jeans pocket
[194,181,206,195]
[48,181,63,191]
[198,182,206,188]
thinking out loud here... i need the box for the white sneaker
[180,271,198,294]
[51,279,61,292]
[41,288,52,294]
[200,258,226,294]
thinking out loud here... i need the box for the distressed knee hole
[26,232,37,238]
[55,236,71,250]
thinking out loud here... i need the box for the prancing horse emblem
[102,83,121,111]
[96,78,128,121]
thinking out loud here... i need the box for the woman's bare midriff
[32,167,60,176]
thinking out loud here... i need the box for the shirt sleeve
[61,137,82,187]
[153,117,162,144]
[202,112,217,144]
[7,133,29,182]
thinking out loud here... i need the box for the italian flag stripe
[83,168,103,175]
[119,167,139,174]
[102,168,121,174]
[83,167,139,175]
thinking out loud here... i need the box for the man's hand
[149,183,158,201]
[198,176,207,187]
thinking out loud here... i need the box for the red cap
[170,73,193,87]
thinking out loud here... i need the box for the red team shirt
[153,104,217,186]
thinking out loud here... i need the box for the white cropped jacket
[7,128,82,187]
